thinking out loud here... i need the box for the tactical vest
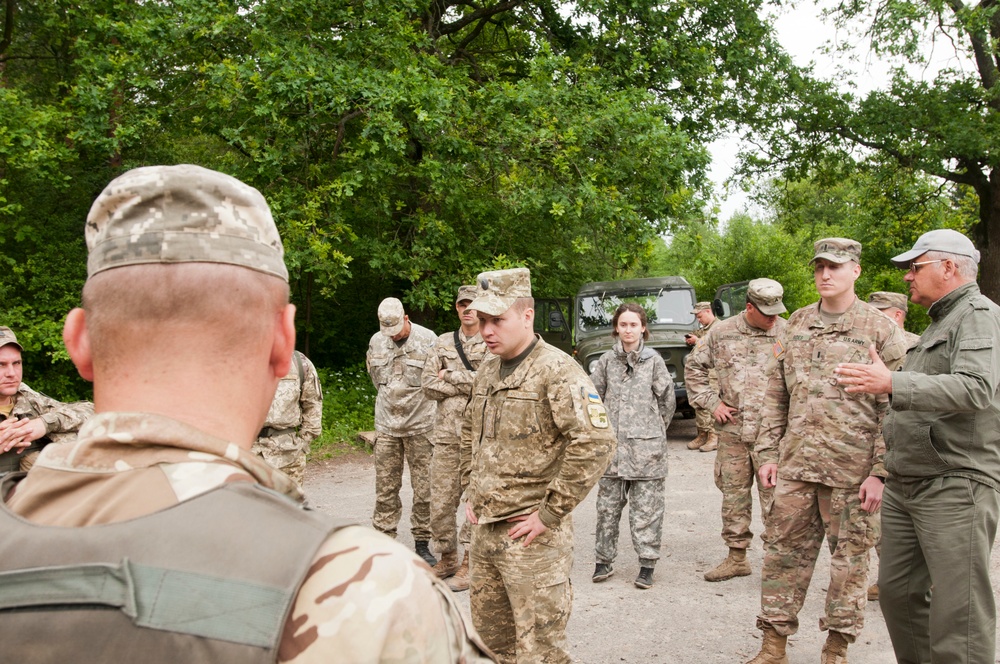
[0,475,350,663]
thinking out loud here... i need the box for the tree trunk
[977,170,1000,303]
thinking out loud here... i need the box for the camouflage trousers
[757,478,880,641]
[694,370,718,433]
[594,477,665,566]
[429,439,470,555]
[372,432,432,542]
[714,430,773,549]
[252,432,306,488]
[470,516,574,664]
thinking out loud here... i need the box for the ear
[523,306,535,328]
[270,303,297,378]
[853,263,862,278]
[63,308,94,382]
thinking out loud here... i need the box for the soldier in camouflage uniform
[461,267,616,664]
[747,238,908,664]
[421,284,490,590]
[252,349,322,490]
[685,302,719,452]
[367,297,439,566]
[0,326,93,474]
[0,165,494,662]
[589,302,675,590]
[686,279,787,583]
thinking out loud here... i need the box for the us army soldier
[367,297,439,566]
[0,164,494,662]
[747,238,907,664]
[0,326,93,474]
[686,278,787,583]
[461,267,616,664]
[685,301,719,452]
[868,291,922,349]
[421,284,489,590]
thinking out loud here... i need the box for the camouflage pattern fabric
[366,322,438,437]
[372,432,433,541]
[594,477,666,566]
[688,317,718,433]
[422,330,490,553]
[7,412,494,662]
[757,478,879,641]
[470,518,574,664]
[252,351,322,488]
[0,384,93,474]
[715,430,773,548]
[902,329,921,349]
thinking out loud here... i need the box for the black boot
[592,563,614,582]
[635,566,654,589]
[415,540,437,567]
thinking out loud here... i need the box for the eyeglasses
[906,259,945,274]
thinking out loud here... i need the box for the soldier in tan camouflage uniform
[367,297,439,566]
[685,302,719,452]
[747,238,908,664]
[686,279,787,583]
[0,326,93,474]
[0,164,494,662]
[421,284,489,590]
[461,267,616,664]
[252,349,322,490]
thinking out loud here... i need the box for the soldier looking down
[685,301,719,453]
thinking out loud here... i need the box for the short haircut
[509,296,535,314]
[611,303,650,340]
[925,250,979,280]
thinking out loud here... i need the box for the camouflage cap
[468,268,532,316]
[456,285,479,304]
[85,165,288,282]
[378,297,406,337]
[811,238,861,265]
[0,327,22,351]
[868,291,909,312]
[691,302,711,314]
[747,278,787,316]
[891,228,981,267]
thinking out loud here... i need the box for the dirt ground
[303,418,1000,664]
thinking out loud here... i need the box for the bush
[312,363,376,458]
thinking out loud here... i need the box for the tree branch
[435,0,523,38]
[0,0,13,58]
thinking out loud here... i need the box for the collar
[928,282,980,321]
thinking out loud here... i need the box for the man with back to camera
[366,296,439,566]
[685,301,719,452]
[836,229,1000,664]
[747,238,907,664]
[460,267,616,664]
[685,278,787,583]
[0,164,494,663]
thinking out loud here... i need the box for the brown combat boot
[867,583,879,601]
[746,626,788,664]
[704,548,751,582]
[432,549,460,579]
[821,631,849,664]
[446,551,470,592]
[699,431,719,452]
[687,430,707,450]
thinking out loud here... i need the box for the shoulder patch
[772,339,785,360]
[582,386,609,428]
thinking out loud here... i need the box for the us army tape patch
[583,388,609,428]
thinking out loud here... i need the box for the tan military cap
[868,291,909,312]
[378,297,406,337]
[85,165,288,282]
[747,278,787,316]
[691,302,711,314]
[456,285,479,304]
[811,238,861,265]
[469,268,532,316]
[891,228,981,267]
[0,327,22,351]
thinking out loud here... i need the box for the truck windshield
[577,289,695,332]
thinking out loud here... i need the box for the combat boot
[704,547,751,582]
[446,551,470,592]
[432,549,460,579]
[821,631,849,664]
[867,583,879,601]
[634,566,654,589]
[699,431,719,452]
[687,430,707,450]
[592,563,614,582]
[746,626,788,664]
[414,540,437,567]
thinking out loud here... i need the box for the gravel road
[303,417,1000,663]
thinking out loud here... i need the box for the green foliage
[311,364,376,457]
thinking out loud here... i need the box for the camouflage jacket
[757,298,908,487]
[255,351,322,453]
[0,384,93,472]
[692,317,717,339]
[366,323,438,437]
[7,412,495,663]
[421,330,490,445]
[589,341,675,479]
[902,329,922,349]
[460,338,616,527]
[686,312,786,444]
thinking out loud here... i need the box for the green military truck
[572,276,699,417]
[712,280,750,320]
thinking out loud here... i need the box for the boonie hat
[868,291,909,312]
[890,229,981,267]
[468,268,532,316]
[0,327,22,351]
[747,279,787,316]
[811,238,861,265]
[456,285,479,304]
[378,298,406,337]
[691,302,711,314]
[85,165,288,282]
